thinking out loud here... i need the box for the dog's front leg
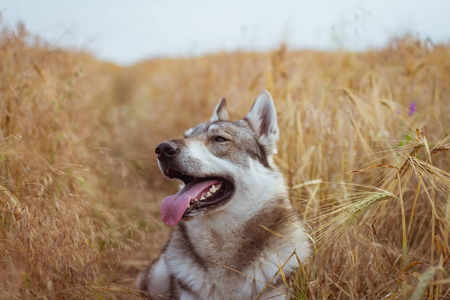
[138,254,171,299]
[179,291,196,300]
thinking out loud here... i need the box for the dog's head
[156,91,282,226]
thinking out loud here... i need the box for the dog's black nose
[155,141,178,161]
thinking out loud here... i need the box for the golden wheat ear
[244,91,280,154]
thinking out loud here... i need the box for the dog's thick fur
[138,91,310,299]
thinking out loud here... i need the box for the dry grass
[1,21,449,299]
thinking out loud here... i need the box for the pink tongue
[161,179,220,226]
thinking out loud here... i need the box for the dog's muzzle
[155,141,179,162]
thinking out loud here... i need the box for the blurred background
[2,0,450,64]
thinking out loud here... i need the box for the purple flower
[409,101,416,116]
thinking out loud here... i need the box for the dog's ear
[245,91,280,154]
[210,98,230,122]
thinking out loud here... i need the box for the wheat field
[1,22,449,299]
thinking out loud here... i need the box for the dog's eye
[213,136,228,142]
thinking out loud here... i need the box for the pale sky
[2,0,449,65]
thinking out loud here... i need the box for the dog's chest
[164,221,292,299]
[166,244,280,299]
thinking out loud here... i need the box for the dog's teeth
[206,192,212,197]
[200,196,206,200]
[187,203,191,208]
[210,185,217,193]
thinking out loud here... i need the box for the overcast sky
[2,0,449,65]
